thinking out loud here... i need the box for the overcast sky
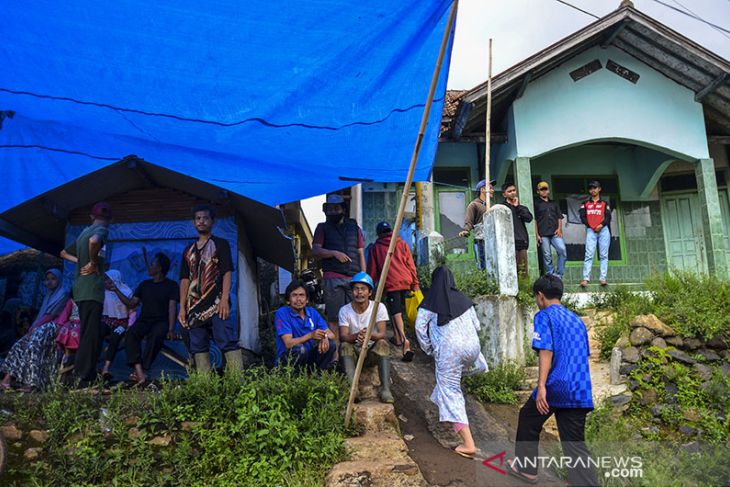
[302,0,730,228]
[448,0,730,89]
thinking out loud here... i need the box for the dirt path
[390,351,565,487]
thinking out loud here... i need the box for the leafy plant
[0,368,349,486]
[464,362,526,404]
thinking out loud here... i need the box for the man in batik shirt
[178,205,243,372]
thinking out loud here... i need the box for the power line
[554,0,600,19]
[669,0,730,40]
[649,0,730,37]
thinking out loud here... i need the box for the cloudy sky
[302,0,730,228]
[448,0,730,89]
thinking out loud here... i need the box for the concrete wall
[513,46,708,161]
[474,295,536,366]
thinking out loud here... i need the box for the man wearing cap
[500,182,534,276]
[459,179,495,270]
[366,221,418,361]
[580,181,612,287]
[534,181,567,279]
[60,201,112,386]
[338,272,393,403]
[311,194,366,356]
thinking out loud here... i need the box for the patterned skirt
[1,322,59,390]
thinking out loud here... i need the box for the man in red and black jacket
[579,181,611,287]
[367,221,419,362]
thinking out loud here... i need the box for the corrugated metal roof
[447,4,730,139]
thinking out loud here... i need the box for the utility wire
[650,0,730,37]
[669,0,730,40]
[554,0,600,19]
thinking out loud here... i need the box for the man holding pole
[459,179,495,270]
[338,272,393,403]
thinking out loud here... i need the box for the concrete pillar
[483,205,518,296]
[514,157,539,280]
[419,182,436,234]
[416,231,444,269]
[695,158,728,279]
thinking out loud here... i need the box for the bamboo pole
[344,0,459,427]
[484,38,493,211]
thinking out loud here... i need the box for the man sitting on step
[338,272,394,403]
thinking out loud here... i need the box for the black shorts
[384,290,407,317]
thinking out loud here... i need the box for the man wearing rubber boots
[338,272,394,403]
[179,205,243,372]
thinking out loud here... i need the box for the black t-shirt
[534,198,563,237]
[134,278,179,323]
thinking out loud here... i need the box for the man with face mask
[311,194,366,358]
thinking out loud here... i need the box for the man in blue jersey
[508,275,598,486]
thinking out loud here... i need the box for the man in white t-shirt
[338,272,393,403]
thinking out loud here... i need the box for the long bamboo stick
[484,38,493,211]
[343,0,459,427]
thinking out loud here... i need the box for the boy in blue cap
[459,179,495,270]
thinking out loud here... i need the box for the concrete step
[353,400,399,435]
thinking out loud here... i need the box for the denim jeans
[583,226,610,281]
[474,239,486,270]
[540,235,567,278]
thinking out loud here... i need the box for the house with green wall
[360,3,730,289]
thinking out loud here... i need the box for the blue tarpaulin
[0,1,454,255]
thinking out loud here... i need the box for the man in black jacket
[311,194,366,357]
[500,183,534,276]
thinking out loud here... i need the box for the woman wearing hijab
[415,266,488,459]
[1,269,69,391]
[100,270,134,380]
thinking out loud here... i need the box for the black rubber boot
[342,354,359,402]
[378,356,394,403]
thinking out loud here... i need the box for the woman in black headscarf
[415,266,488,459]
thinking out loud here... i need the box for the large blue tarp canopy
[0,0,454,255]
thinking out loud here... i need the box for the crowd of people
[460,178,612,286]
[0,201,242,390]
[0,192,599,484]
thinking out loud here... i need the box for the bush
[1,368,348,486]
[464,362,526,404]
[417,265,498,299]
[592,286,653,360]
[646,272,730,342]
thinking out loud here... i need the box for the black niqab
[419,266,473,326]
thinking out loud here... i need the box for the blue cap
[376,221,392,235]
[325,194,346,205]
[350,272,374,290]
[475,179,496,191]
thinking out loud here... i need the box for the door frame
[659,190,708,274]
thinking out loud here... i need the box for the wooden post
[484,38,493,211]
[344,0,459,427]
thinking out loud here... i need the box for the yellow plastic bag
[405,289,424,330]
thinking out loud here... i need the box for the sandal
[402,348,414,362]
[453,447,475,459]
[101,372,113,381]
[507,460,538,484]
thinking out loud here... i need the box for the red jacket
[366,234,419,292]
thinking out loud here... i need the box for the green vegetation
[583,403,730,486]
[626,346,730,444]
[463,362,527,405]
[592,273,730,359]
[1,368,348,486]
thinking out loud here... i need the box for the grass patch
[464,362,527,405]
[0,367,348,486]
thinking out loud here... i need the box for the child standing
[509,275,598,486]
